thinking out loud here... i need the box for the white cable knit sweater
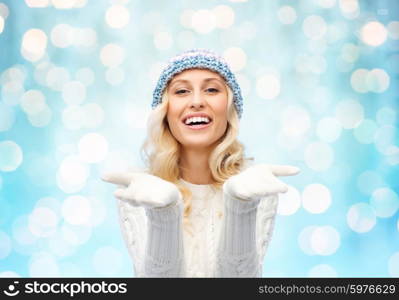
[116,176,279,277]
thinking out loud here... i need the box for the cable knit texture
[144,201,185,277]
[116,163,279,277]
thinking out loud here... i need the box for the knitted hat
[151,48,243,118]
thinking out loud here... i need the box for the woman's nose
[189,91,205,108]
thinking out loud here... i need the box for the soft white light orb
[46,66,70,91]
[20,90,46,115]
[0,16,4,34]
[310,226,340,256]
[308,264,338,277]
[277,186,301,216]
[335,99,364,128]
[25,0,49,8]
[256,74,280,100]
[153,31,173,50]
[51,24,74,48]
[304,142,334,171]
[277,5,297,24]
[223,47,246,72]
[350,68,368,93]
[347,202,376,233]
[105,5,130,29]
[29,252,60,277]
[78,133,108,163]
[62,195,92,225]
[361,21,387,46]
[62,105,84,130]
[303,15,327,40]
[353,119,377,144]
[62,81,86,105]
[81,103,104,128]
[213,5,235,29]
[281,105,311,138]
[100,44,125,67]
[369,188,399,218]
[366,68,390,93]
[56,155,89,193]
[302,184,331,214]
[75,68,95,86]
[0,141,23,172]
[21,29,48,62]
[191,9,216,34]
[28,207,58,237]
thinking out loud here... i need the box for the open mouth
[182,116,213,130]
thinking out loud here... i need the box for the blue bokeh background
[0,0,398,277]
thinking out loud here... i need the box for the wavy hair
[140,82,253,235]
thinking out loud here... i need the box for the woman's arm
[144,200,185,277]
[216,164,299,277]
[216,191,262,277]
[103,172,186,277]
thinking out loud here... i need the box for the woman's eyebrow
[169,77,224,88]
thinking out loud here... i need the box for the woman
[101,49,300,277]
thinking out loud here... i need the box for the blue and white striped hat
[151,48,243,118]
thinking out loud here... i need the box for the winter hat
[151,48,243,118]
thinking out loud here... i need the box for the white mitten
[102,171,185,277]
[101,172,182,209]
[216,163,300,277]
[223,164,300,201]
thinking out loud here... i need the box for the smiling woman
[101,48,300,277]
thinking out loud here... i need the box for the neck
[179,147,213,184]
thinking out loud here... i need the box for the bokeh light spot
[105,5,130,29]
[335,99,364,129]
[353,119,377,144]
[304,142,334,171]
[100,44,125,67]
[308,264,338,277]
[303,15,327,40]
[369,188,399,218]
[62,195,92,225]
[361,21,387,46]
[347,203,376,233]
[302,184,332,214]
[277,5,297,24]
[21,29,48,62]
[256,74,280,100]
[223,47,246,72]
[310,226,340,256]
[0,141,23,172]
[277,186,301,216]
[78,133,108,163]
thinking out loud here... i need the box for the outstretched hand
[101,171,182,209]
[223,164,300,201]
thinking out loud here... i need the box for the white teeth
[184,116,210,125]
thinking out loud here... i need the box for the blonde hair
[140,83,253,235]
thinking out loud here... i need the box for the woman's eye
[207,88,219,93]
[176,89,188,94]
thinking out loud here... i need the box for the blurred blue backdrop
[0,0,398,277]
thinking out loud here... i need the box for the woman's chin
[179,139,216,150]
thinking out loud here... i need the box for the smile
[182,115,213,130]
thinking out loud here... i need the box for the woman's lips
[183,121,212,130]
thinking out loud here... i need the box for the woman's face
[166,68,229,151]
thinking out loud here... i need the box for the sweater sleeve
[216,188,278,277]
[143,200,186,277]
[117,198,186,277]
